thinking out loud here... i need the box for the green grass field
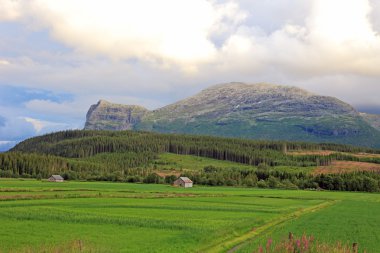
[151,153,256,171]
[0,179,379,253]
[236,200,380,253]
[150,153,313,178]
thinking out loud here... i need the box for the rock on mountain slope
[85,83,380,147]
[360,113,380,131]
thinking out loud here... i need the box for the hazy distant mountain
[85,82,380,147]
[360,113,380,131]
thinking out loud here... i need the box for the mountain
[85,82,380,147]
[85,100,148,130]
[360,113,380,131]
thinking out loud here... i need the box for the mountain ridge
[85,99,148,130]
[85,82,380,147]
[360,113,380,131]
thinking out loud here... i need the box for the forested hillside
[1,130,380,192]
[11,130,378,162]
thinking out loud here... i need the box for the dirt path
[204,200,338,253]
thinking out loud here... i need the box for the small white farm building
[173,177,193,188]
[48,175,64,182]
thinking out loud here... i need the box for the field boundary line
[202,200,339,253]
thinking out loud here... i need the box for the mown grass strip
[203,200,339,253]
[0,191,221,202]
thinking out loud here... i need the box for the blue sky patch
[0,116,5,127]
[0,85,73,107]
[0,22,71,58]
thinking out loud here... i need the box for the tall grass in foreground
[254,234,365,253]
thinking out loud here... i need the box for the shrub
[254,234,364,253]
[257,180,268,188]
[258,163,270,170]
[281,179,299,190]
[243,174,258,187]
[126,176,142,183]
[164,175,177,184]
[268,176,280,188]
[143,173,162,184]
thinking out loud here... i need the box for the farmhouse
[173,177,193,188]
[48,175,64,182]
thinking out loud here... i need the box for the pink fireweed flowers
[254,233,362,253]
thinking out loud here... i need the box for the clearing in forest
[313,160,380,175]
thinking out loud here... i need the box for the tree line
[1,130,380,192]
[0,152,155,180]
[13,130,378,167]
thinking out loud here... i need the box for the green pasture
[151,153,256,171]
[237,199,380,252]
[0,179,379,252]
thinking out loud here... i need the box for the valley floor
[0,179,379,252]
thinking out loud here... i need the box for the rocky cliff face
[84,83,380,147]
[85,100,148,130]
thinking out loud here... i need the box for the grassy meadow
[0,179,379,252]
[152,153,256,171]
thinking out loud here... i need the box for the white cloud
[3,0,247,72]
[370,0,380,32]
[0,0,22,21]
[310,0,374,43]
[0,141,13,145]
[3,0,380,76]
[23,117,46,132]
[236,6,379,82]
[22,117,69,133]
[1,0,380,127]
[0,141,17,152]
[0,116,36,141]
[0,59,10,65]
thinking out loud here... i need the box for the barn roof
[179,177,192,183]
[50,175,64,180]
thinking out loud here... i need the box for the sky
[1,0,380,151]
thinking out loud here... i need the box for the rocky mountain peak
[153,82,357,120]
[85,100,148,131]
[205,82,313,96]
[97,99,110,105]
[84,82,380,147]
[361,113,380,131]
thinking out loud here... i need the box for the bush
[226,179,237,186]
[268,176,280,188]
[243,175,258,187]
[257,180,268,188]
[126,176,142,183]
[36,174,42,180]
[164,175,177,184]
[281,179,299,190]
[363,177,379,192]
[204,166,220,173]
[0,170,13,178]
[258,163,270,170]
[143,173,162,184]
